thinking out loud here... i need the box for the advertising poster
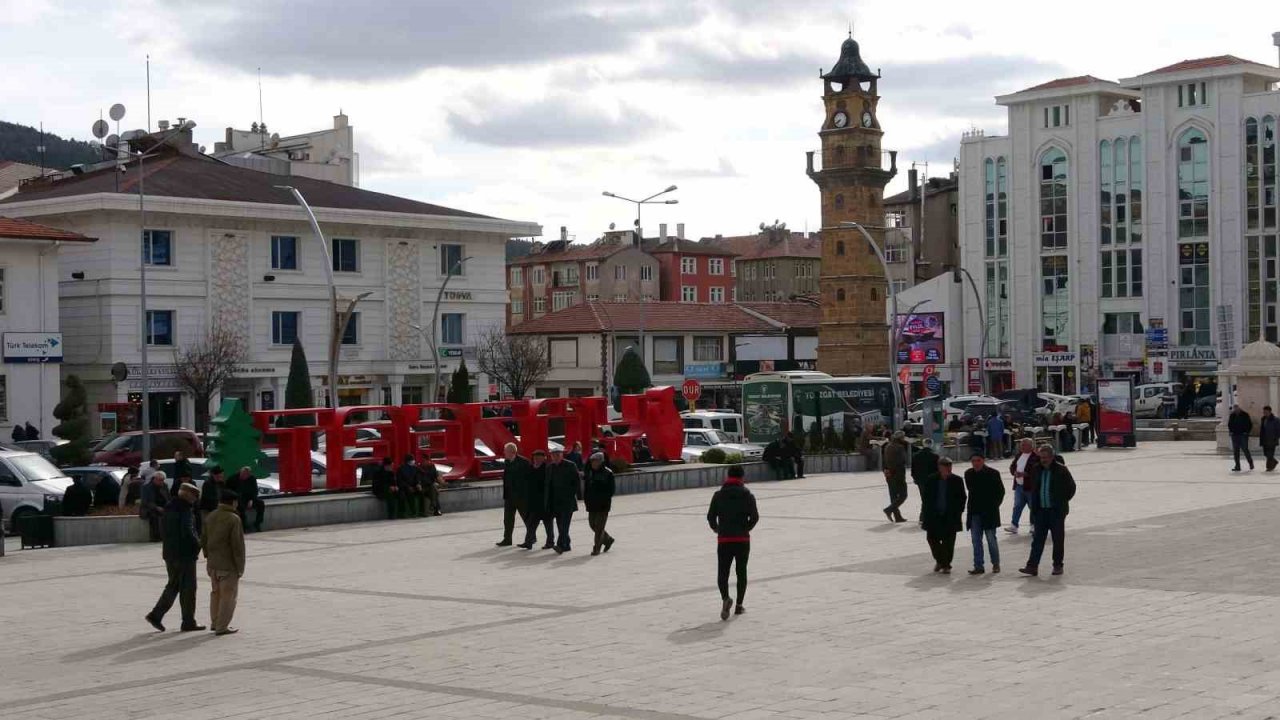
[743,381,788,443]
[1097,377,1136,447]
[895,312,945,364]
[790,380,895,436]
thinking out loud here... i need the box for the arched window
[836,240,845,256]
[1100,138,1144,299]
[836,288,846,302]
[1177,128,1209,238]
[1245,117,1277,342]
[1177,128,1211,347]
[1039,147,1068,250]
[983,158,995,256]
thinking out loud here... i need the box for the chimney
[158,120,170,131]
[659,223,668,242]
[334,112,349,129]
[677,223,685,240]
[560,226,568,241]
[908,167,919,202]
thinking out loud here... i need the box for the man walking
[985,412,1006,459]
[964,454,1004,575]
[201,490,246,636]
[518,450,554,549]
[921,456,966,574]
[910,438,939,526]
[145,483,204,632]
[1019,445,1077,577]
[1006,438,1036,534]
[546,447,581,554]
[497,443,530,546]
[583,452,616,555]
[1228,405,1255,472]
[881,431,909,523]
[396,454,427,518]
[140,471,170,542]
[707,465,758,620]
[1260,406,1280,472]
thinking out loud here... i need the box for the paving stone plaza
[4,441,1280,720]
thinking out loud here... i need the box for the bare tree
[174,324,248,432]
[475,324,551,400]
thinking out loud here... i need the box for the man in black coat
[10,423,25,442]
[366,457,400,519]
[1228,405,1255,472]
[782,431,804,478]
[395,454,427,518]
[546,447,581,553]
[24,421,39,440]
[518,450,554,549]
[1261,406,1280,472]
[707,465,759,620]
[582,452,616,555]
[233,466,265,532]
[911,439,940,526]
[1019,445,1077,577]
[964,454,1005,575]
[497,443,530,546]
[198,466,227,520]
[762,437,792,480]
[62,476,94,516]
[418,459,443,516]
[145,483,205,632]
[169,452,193,495]
[920,456,966,574]
[94,470,122,509]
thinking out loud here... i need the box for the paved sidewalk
[4,442,1280,719]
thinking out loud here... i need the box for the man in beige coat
[200,490,246,636]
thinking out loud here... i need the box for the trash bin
[18,513,55,549]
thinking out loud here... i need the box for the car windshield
[100,434,137,451]
[10,453,68,482]
[700,430,728,444]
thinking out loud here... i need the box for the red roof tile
[644,239,737,256]
[509,302,779,335]
[701,233,820,260]
[1017,75,1110,93]
[739,302,820,329]
[1144,55,1253,75]
[0,217,94,242]
[508,240,631,266]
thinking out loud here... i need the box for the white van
[681,411,746,442]
[0,450,75,533]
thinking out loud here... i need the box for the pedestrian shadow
[667,621,729,645]
[551,553,595,567]
[866,523,898,533]
[1015,577,1069,596]
[455,547,506,561]
[114,633,217,664]
[903,573,953,591]
[60,633,165,663]
[946,574,998,593]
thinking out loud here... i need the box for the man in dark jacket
[964,454,1005,575]
[94,470,121,509]
[565,441,585,472]
[419,459,443,516]
[921,456,966,573]
[762,437,792,480]
[396,455,427,518]
[62,476,94,516]
[782,432,804,478]
[518,450,554,549]
[498,443,530,546]
[546,448,581,553]
[707,465,759,620]
[10,423,25,442]
[198,466,227,520]
[233,466,264,532]
[910,439,940,526]
[140,471,171,542]
[582,452,616,555]
[1260,406,1280,472]
[145,483,204,632]
[170,452,193,495]
[24,421,39,440]
[1019,445,1077,576]
[1228,405,1255,472]
[881,431,909,523]
[366,457,400,519]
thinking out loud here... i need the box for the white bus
[740,371,896,444]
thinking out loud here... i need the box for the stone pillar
[1270,376,1279,410]
[388,374,405,406]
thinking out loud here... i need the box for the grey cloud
[175,0,702,80]
[897,135,964,167]
[646,154,741,179]
[447,95,665,148]
[879,55,1065,118]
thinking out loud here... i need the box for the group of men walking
[497,442,617,556]
[1226,404,1280,472]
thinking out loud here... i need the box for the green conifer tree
[447,359,472,403]
[50,374,93,466]
[282,339,314,426]
[206,398,267,476]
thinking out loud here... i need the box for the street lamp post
[953,267,988,395]
[603,185,678,359]
[414,255,473,404]
[840,221,901,430]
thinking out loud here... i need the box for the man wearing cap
[582,452,616,555]
[881,431,910,523]
[546,447,581,553]
[202,490,246,636]
[920,456,967,574]
[145,483,205,633]
[518,449,554,549]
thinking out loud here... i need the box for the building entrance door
[148,392,183,429]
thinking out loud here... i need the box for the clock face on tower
[861,111,873,128]
[833,111,848,128]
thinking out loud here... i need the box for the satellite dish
[110,362,129,382]
[109,104,126,121]
[91,119,110,139]
[105,134,120,147]
[609,223,615,230]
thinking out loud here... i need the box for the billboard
[3,332,63,363]
[743,381,788,443]
[1097,377,1136,447]
[895,312,944,364]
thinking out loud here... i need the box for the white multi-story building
[0,130,537,432]
[959,49,1280,395]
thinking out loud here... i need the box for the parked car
[1194,394,1220,418]
[91,429,203,468]
[906,394,1000,424]
[14,439,68,464]
[681,411,746,442]
[1133,383,1181,418]
[0,450,75,533]
[959,400,1038,426]
[681,428,763,463]
[62,466,129,493]
[158,457,283,497]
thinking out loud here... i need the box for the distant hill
[0,121,100,170]
[506,238,535,261]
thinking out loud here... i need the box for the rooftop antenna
[258,67,265,149]
[37,122,46,174]
[146,55,151,132]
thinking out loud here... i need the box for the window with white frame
[640,265,653,281]
[552,290,577,311]
[984,156,1011,357]
[1099,136,1144,298]
[1040,256,1069,350]
[533,297,546,313]
[271,311,298,346]
[333,238,359,272]
[681,257,696,274]
[614,265,627,280]
[510,267,523,286]
[147,309,175,346]
[1178,82,1208,108]
[1039,147,1068,251]
[441,313,464,345]
[341,312,360,345]
[692,336,722,362]
[531,266,545,285]
[731,287,737,301]
[271,235,299,270]
[1178,128,1210,238]
[1179,242,1211,346]
[1102,312,1143,335]
[681,286,697,302]
[1245,115,1279,342]
[585,263,598,281]
[440,243,465,276]
[652,336,683,375]
[730,261,737,277]
[1043,104,1070,128]
[586,294,599,302]
[884,243,906,263]
[511,299,524,317]
[709,287,724,303]
[708,258,724,275]
[890,279,908,295]
[613,294,627,302]
[142,230,173,267]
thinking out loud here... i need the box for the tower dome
[822,34,877,82]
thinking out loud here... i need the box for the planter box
[51,455,870,547]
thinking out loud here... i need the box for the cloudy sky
[2,0,1275,241]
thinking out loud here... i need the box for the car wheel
[1200,404,1215,418]
[7,506,37,537]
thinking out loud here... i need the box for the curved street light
[840,221,901,429]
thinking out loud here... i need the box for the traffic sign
[681,378,702,402]
[925,375,942,394]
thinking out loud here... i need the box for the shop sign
[982,358,1013,371]
[234,364,277,376]
[442,290,473,301]
[1169,346,1218,364]
[3,332,63,363]
[683,363,724,379]
[1032,352,1077,366]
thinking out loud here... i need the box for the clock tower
[807,32,897,376]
